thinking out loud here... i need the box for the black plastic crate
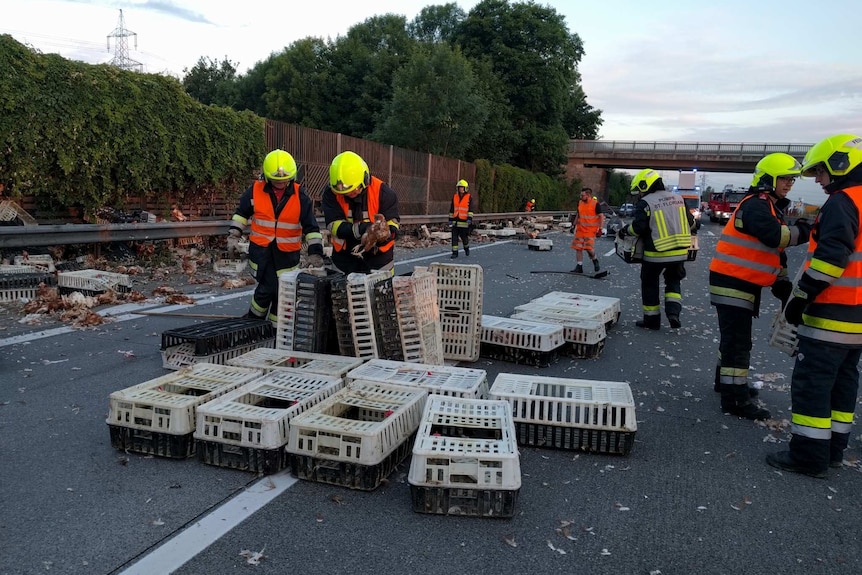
[513,421,634,455]
[479,342,558,368]
[196,440,288,474]
[108,425,194,459]
[330,276,357,357]
[288,433,413,491]
[161,318,275,356]
[410,486,519,518]
[0,272,56,289]
[371,277,403,360]
[290,270,342,353]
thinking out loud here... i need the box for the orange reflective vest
[451,193,471,221]
[575,198,600,236]
[331,177,395,253]
[709,194,783,286]
[248,181,303,252]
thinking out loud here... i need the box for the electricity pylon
[107,9,143,72]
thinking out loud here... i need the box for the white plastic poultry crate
[345,358,489,399]
[393,269,444,365]
[509,311,606,359]
[160,317,276,371]
[226,348,365,378]
[526,238,553,251]
[286,381,427,490]
[479,315,566,367]
[489,372,637,455]
[107,363,263,458]
[13,254,55,273]
[195,370,344,473]
[58,269,131,295]
[531,291,621,328]
[769,310,799,357]
[275,268,343,353]
[345,270,392,359]
[213,253,248,274]
[428,262,483,362]
[409,395,520,517]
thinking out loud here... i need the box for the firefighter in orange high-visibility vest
[449,179,475,258]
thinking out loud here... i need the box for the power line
[106,9,142,72]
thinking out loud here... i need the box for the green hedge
[0,35,264,214]
[475,161,577,213]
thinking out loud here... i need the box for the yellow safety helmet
[631,168,662,193]
[262,149,297,183]
[329,151,370,194]
[456,179,469,189]
[750,153,802,189]
[801,134,862,177]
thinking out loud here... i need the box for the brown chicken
[353,214,390,256]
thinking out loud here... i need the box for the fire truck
[707,186,747,223]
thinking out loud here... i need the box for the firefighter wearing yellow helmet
[708,152,810,420]
[618,168,695,330]
[449,179,475,258]
[228,149,324,322]
[767,134,862,477]
[321,150,401,274]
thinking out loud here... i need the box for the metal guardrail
[0,212,567,249]
[568,140,814,157]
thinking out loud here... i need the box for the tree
[408,3,466,43]
[261,38,331,128]
[181,56,238,107]
[453,0,602,174]
[606,170,633,207]
[372,44,487,157]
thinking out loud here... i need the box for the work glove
[596,229,604,238]
[784,287,810,326]
[305,253,325,268]
[449,220,455,229]
[794,218,811,244]
[771,279,792,308]
[227,227,242,253]
[352,222,370,239]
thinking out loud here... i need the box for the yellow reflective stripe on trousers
[791,413,832,440]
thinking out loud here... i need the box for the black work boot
[766,451,828,478]
[592,258,600,272]
[464,246,470,256]
[635,315,661,330]
[720,384,769,420]
[450,251,458,259]
[667,314,681,328]
[572,264,583,273]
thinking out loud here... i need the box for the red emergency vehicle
[707,186,746,223]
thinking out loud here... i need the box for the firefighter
[570,187,604,273]
[617,168,695,330]
[321,150,400,275]
[525,198,536,212]
[709,153,810,420]
[448,179,474,258]
[767,134,862,477]
[228,149,324,322]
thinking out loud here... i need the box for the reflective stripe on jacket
[798,185,862,344]
[710,194,783,286]
[575,198,600,235]
[642,191,691,262]
[331,177,395,253]
[249,181,302,252]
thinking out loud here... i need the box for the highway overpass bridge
[565,139,814,194]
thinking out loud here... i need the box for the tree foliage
[181,56,239,107]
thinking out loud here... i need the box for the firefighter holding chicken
[321,151,401,275]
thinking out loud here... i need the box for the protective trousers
[789,336,861,468]
[451,226,470,254]
[247,242,298,322]
[640,261,684,321]
[714,303,753,399]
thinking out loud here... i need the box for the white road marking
[117,471,298,575]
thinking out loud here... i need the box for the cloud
[135,1,213,24]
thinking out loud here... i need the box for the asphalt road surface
[1,221,860,575]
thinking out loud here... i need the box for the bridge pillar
[564,163,609,201]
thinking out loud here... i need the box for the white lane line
[603,247,616,257]
[118,471,298,575]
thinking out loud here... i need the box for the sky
[2,0,860,206]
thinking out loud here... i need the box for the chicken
[352,214,390,257]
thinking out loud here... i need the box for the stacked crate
[370,276,404,360]
[107,363,263,458]
[393,269,444,365]
[275,269,343,353]
[489,372,637,455]
[429,262,483,362]
[227,348,365,379]
[509,310,606,359]
[286,381,427,490]
[0,267,56,302]
[332,271,392,359]
[345,358,489,399]
[525,291,621,329]
[330,275,356,357]
[409,396,521,517]
[57,269,131,296]
[195,370,344,473]
[160,318,276,370]
[479,315,566,367]
[526,238,553,251]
